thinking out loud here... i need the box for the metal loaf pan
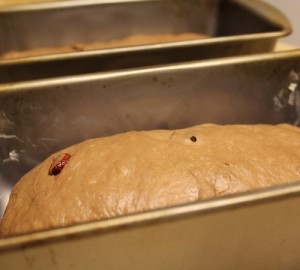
[0,0,292,83]
[1,50,300,269]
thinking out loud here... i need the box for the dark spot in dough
[190,136,197,142]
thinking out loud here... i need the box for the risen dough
[1,33,207,59]
[1,124,300,236]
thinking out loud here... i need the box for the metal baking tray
[1,50,300,269]
[0,0,292,83]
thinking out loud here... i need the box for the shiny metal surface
[1,50,300,268]
[0,0,292,83]
[1,183,300,269]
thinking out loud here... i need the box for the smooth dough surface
[1,124,300,236]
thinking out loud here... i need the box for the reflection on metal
[273,69,300,125]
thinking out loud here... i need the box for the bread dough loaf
[1,33,207,59]
[1,124,300,236]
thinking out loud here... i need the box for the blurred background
[267,0,300,46]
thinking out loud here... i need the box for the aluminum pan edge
[1,49,300,91]
[236,0,291,35]
[0,32,292,66]
[0,0,167,11]
[1,181,300,251]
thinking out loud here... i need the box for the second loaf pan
[0,0,292,83]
